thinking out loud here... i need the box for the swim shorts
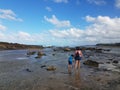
[75,56,82,61]
[68,61,72,65]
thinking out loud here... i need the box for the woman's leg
[75,60,78,70]
[78,60,80,69]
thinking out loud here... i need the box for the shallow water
[0,47,120,90]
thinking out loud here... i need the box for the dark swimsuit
[75,51,82,60]
[75,56,81,60]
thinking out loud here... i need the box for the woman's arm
[79,50,83,57]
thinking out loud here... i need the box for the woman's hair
[76,47,80,50]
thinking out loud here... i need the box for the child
[68,54,74,74]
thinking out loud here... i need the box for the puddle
[99,63,120,72]
[16,57,28,60]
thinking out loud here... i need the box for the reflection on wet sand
[67,69,82,89]
[74,69,81,88]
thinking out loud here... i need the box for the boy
[68,54,74,74]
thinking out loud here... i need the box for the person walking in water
[74,47,83,70]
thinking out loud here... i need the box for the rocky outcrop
[35,51,46,58]
[112,60,119,64]
[83,60,99,67]
[46,66,56,71]
[63,48,71,52]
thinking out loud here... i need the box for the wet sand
[0,47,120,90]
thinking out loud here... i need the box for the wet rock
[83,60,99,67]
[35,51,46,58]
[106,62,111,64]
[52,53,55,56]
[63,48,71,52]
[25,68,32,72]
[38,51,46,56]
[95,49,102,53]
[53,49,57,51]
[108,58,113,61]
[27,51,36,56]
[46,66,56,71]
[112,60,119,64]
[41,65,46,68]
[104,49,111,52]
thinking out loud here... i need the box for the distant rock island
[0,42,43,50]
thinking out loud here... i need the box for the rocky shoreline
[0,42,120,90]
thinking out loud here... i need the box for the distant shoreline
[0,42,120,50]
[96,43,120,47]
[0,42,43,50]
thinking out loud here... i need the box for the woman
[74,47,83,70]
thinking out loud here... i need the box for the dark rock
[109,58,113,61]
[27,51,36,55]
[104,49,111,52]
[25,68,32,72]
[106,62,111,64]
[52,54,55,56]
[112,60,119,64]
[41,65,46,68]
[95,49,102,53]
[83,60,99,67]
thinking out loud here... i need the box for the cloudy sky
[0,0,120,46]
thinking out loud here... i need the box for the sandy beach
[0,46,120,90]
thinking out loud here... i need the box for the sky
[0,0,120,46]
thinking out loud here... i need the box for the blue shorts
[68,61,72,65]
[75,56,82,61]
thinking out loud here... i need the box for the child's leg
[68,64,72,74]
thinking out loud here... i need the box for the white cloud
[53,0,69,3]
[0,32,4,38]
[87,0,106,5]
[0,24,7,31]
[44,15,71,28]
[46,6,52,12]
[0,9,23,22]
[0,31,34,43]
[17,31,33,41]
[0,16,120,46]
[115,0,120,9]
[49,16,120,45]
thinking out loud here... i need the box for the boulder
[112,60,119,64]
[83,60,99,67]
[41,65,46,68]
[27,51,36,55]
[35,51,46,58]
[46,66,56,71]
[63,48,71,52]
